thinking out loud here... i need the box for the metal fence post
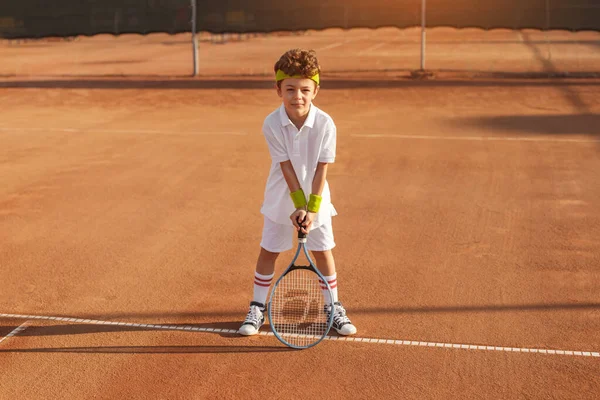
[191,0,199,77]
[420,0,426,70]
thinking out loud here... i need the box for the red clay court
[1,28,600,399]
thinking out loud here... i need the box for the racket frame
[268,235,334,349]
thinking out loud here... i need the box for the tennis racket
[268,223,334,349]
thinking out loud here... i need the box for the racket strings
[270,268,329,347]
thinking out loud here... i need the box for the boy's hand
[300,212,316,234]
[290,208,307,231]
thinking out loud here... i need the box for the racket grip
[297,217,307,240]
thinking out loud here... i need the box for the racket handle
[297,217,307,241]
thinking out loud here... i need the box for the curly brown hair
[274,48,321,86]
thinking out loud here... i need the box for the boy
[239,48,356,337]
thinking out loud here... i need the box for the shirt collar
[278,104,317,129]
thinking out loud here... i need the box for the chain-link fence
[1,1,599,39]
[1,1,599,77]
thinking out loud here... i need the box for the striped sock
[252,272,274,305]
[319,273,338,305]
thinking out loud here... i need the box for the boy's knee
[259,247,280,260]
[311,249,332,260]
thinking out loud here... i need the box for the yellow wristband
[307,194,322,213]
[290,189,307,209]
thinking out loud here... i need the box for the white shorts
[260,216,336,253]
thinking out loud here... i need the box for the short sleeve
[263,122,289,163]
[319,120,336,163]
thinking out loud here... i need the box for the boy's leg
[311,250,338,303]
[253,215,294,303]
[254,248,279,304]
[311,249,336,276]
[239,248,279,336]
[308,223,357,336]
[240,217,293,336]
[307,222,338,304]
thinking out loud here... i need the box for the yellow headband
[275,69,320,85]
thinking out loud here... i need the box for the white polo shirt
[260,103,338,229]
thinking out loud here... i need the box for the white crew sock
[319,273,338,305]
[252,272,274,306]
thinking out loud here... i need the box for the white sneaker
[238,302,265,336]
[325,302,357,336]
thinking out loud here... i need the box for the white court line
[319,34,374,51]
[1,313,598,359]
[0,127,247,136]
[319,42,344,51]
[358,42,387,56]
[0,322,29,345]
[352,133,600,143]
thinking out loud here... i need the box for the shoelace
[332,304,351,325]
[244,306,263,325]
[326,303,351,325]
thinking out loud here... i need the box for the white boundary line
[0,127,247,136]
[351,133,600,143]
[319,37,362,51]
[319,33,375,52]
[357,42,387,56]
[1,313,598,359]
[0,322,29,346]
